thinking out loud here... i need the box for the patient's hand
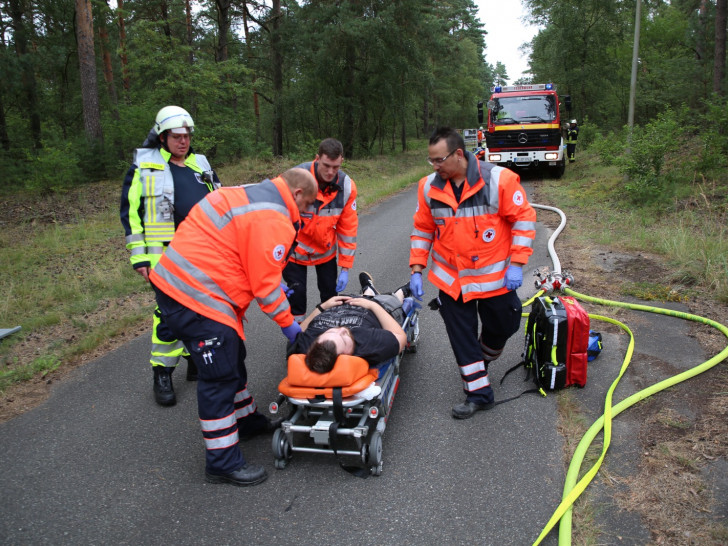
[347,297,376,311]
[321,295,351,310]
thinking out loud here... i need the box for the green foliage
[574,117,598,149]
[589,130,626,167]
[26,142,83,192]
[0,0,724,179]
[618,109,684,202]
[697,95,728,171]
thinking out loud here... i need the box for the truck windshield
[491,95,557,125]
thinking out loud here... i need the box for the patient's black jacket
[287,303,400,365]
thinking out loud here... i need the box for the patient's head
[305,326,354,373]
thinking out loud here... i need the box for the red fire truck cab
[478,83,568,178]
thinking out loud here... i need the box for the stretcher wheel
[405,313,419,353]
[272,428,292,469]
[274,458,287,470]
[363,431,383,476]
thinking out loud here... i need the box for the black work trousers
[438,290,522,404]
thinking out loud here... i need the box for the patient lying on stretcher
[286,272,411,373]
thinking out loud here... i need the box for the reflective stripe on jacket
[290,161,358,268]
[120,147,218,269]
[410,152,536,302]
[149,177,300,339]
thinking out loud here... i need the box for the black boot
[153,367,176,406]
[185,356,198,382]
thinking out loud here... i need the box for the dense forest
[0,0,725,190]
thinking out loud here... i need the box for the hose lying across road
[527,204,728,546]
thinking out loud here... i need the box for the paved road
[4,178,702,545]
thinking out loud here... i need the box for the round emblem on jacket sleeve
[483,228,496,242]
[351,200,357,211]
[513,190,524,206]
[273,245,285,261]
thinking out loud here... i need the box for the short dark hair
[429,127,465,154]
[318,138,344,160]
[305,339,338,373]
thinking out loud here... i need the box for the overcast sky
[474,0,541,84]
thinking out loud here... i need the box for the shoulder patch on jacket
[273,245,286,261]
[513,190,524,206]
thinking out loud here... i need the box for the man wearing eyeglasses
[409,127,537,419]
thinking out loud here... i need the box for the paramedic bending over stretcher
[287,273,409,373]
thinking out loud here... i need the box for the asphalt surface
[1,179,709,545]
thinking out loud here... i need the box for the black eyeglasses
[427,150,455,166]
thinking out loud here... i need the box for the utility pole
[627,0,642,129]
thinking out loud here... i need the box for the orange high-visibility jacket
[290,161,358,268]
[150,177,300,339]
[410,153,536,302]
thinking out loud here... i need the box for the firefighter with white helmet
[120,106,221,406]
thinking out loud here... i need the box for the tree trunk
[241,2,261,143]
[75,0,104,144]
[160,0,171,39]
[186,0,193,65]
[8,0,42,149]
[98,1,119,120]
[215,0,231,62]
[422,95,430,137]
[117,0,130,93]
[715,0,727,96]
[0,86,9,151]
[341,43,356,159]
[271,0,283,156]
[697,0,708,63]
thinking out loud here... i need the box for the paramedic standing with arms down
[150,168,317,486]
[409,127,536,419]
[283,138,358,322]
[120,106,221,407]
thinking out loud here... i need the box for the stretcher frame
[269,301,420,476]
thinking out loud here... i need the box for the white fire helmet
[154,106,195,135]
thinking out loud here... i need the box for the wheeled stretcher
[268,299,420,476]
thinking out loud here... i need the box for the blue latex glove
[410,272,424,301]
[505,265,523,291]
[336,269,349,292]
[281,321,302,343]
[280,282,294,298]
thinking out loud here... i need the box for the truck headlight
[544,152,559,160]
[488,154,501,162]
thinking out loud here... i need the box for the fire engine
[477,83,570,178]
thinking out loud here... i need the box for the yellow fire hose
[530,289,728,545]
[526,202,728,544]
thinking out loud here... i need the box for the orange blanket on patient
[278,354,378,399]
